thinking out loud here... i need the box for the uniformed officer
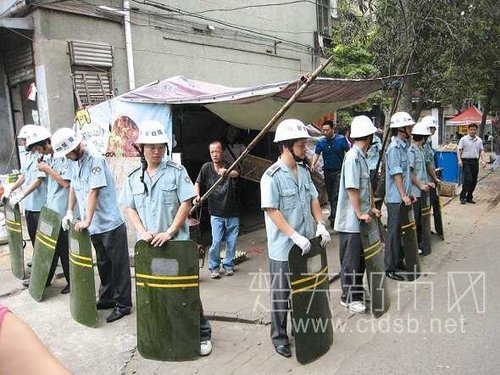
[28,127,72,293]
[409,122,434,256]
[384,111,415,281]
[4,125,48,249]
[261,119,331,358]
[366,131,382,188]
[421,116,444,237]
[121,120,213,356]
[52,128,132,323]
[335,116,381,314]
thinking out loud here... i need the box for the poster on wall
[73,99,172,157]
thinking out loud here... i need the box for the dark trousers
[200,305,212,342]
[384,203,404,272]
[413,197,422,247]
[47,227,70,285]
[460,158,479,202]
[324,170,341,224]
[429,187,443,235]
[25,210,40,248]
[269,259,291,347]
[91,223,132,308]
[339,232,365,303]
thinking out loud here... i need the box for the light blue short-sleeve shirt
[409,144,428,198]
[423,138,435,182]
[334,145,371,233]
[45,155,71,217]
[385,137,412,203]
[22,152,48,212]
[366,135,382,171]
[260,159,318,261]
[71,148,123,235]
[121,161,196,240]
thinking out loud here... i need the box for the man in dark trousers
[457,123,487,204]
[311,120,350,227]
[194,141,240,280]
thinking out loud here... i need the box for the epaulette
[265,163,281,176]
[166,160,182,170]
[127,166,141,177]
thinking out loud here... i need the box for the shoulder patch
[127,166,141,177]
[166,160,182,170]
[265,163,281,176]
[91,166,102,175]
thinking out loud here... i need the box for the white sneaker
[200,340,212,356]
[340,300,367,314]
[210,270,220,279]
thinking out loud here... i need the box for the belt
[323,169,340,173]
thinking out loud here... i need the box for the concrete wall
[33,8,128,132]
[0,62,19,173]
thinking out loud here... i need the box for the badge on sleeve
[92,166,102,175]
[184,175,192,183]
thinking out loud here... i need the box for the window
[317,0,333,36]
[68,41,114,108]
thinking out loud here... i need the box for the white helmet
[390,111,415,128]
[350,115,377,138]
[421,115,438,128]
[25,126,51,147]
[411,122,432,136]
[136,120,169,144]
[17,124,36,139]
[52,128,81,157]
[273,119,310,143]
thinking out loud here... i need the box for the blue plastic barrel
[434,151,461,184]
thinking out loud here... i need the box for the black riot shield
[29,207,62,301]
[69,226,98,327]
[420,191,432,255]
[400,204,421,281]
[288,236,333,365]
[4,201,25,279]
[135,240,200,361]
[360,219,390,318]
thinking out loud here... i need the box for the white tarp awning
[120,75,395,130]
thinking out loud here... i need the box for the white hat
[390,111,415,128]
[421,115,438,128]
[25,126,51,147]
[17,124,36,139]
[52,128,81,157]
[350,115,377,138]
[136,120,169,144]
[411,122,432,135]
[273,119,310,143]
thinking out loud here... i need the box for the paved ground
[0,167,498,374]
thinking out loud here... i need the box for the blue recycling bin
[434,151,461,184]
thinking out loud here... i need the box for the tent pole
[190,55,334,215]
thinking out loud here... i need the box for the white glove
[2,186,12,200]
[61,210,74,231]
[9,195,23,208]
[290,231,311,256]
[316,222,331,247]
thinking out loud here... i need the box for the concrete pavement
[0,167,498,374]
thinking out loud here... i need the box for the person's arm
[411,171,429,192]
[67,186,76,211]
[1,174,25,200]
[311,198,323,223]
[457,140,463,167]
[75,188,99,231]
[13,177,42,203]
[426,163,440,183]
[311,153,320,170]
[394,174,412,205]
[38,162,70,189]
[151,200,191,247]
[0,312,70,374]
[346,188,371,223]
[124,207,154,242]
[480,148,487,168]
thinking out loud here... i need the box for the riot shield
[420,192,432,256]
[135,240,200,361]
[400,204,421,281]
[360,219,390,318]
[69,226,98,327]
[4,200,25,279]
[288,236,333,365]
[28,207,62,301]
